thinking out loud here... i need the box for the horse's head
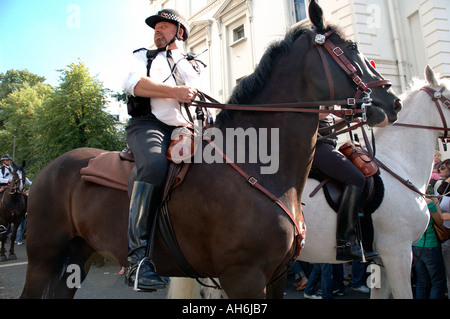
[10,161,26,194]
[302,0,401,126]
[397,65,450,149]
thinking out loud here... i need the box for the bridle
[393,86,450,150]
[366,85,450,198]
[312,29,392,123]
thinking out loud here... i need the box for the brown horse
[0,161,27,262]
[21,1,401,299]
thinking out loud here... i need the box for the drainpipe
[386,0,407,91]
[246,0,256,69]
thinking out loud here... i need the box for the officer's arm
[134,77,197,103]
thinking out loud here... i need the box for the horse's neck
[375,102,436,188]
[3,188,20,203]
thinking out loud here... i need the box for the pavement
[0,237,369,300]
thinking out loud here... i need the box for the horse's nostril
[394,99,402,112]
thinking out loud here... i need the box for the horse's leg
[21,243,67,299]
[47,238,95,299]
[22,237,93,299]
[8,224,17,260]
[376,243,413,299]
[0,236,6,262]
[266,272,287,299]
[219,267,267,299]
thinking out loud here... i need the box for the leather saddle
[308,168,384,216]
[80,147,189,200]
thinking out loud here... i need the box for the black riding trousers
[126,114,176,188]
[313,141,366,188]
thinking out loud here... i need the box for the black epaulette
[133,47,148,54]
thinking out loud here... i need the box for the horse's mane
[403,73,450,98]
[215,23,349,127]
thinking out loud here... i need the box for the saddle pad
[80,152,135,192]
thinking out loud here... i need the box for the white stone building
[147,0,449,99]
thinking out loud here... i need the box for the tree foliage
[0,63,126,178]
[0,69,46,100]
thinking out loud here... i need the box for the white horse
[167,65,449,299]
[299,65,449,299]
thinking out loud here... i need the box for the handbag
[434,184,450,243]
[432,220,450,243]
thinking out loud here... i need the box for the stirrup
[133,257,166,292]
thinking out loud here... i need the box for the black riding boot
[125,181,166,291]
[336,185,378,261]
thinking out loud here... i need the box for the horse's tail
[167,277,203,299]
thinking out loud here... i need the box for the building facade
[147,0,449,102]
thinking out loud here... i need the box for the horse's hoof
[0,255,7,262]
[8,254,17,261]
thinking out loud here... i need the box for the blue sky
[0,0,154,93]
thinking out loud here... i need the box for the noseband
[313,30,392,122]
[393,86,450,150]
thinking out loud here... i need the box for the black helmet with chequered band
[1,154,12,161]
[145,9,190,41]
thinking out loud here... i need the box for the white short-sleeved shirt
[122,48,206,127]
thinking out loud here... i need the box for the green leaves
[0,62,126,178]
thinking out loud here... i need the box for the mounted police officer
[122,9,206,291]
[0,154,13,186]
[314,113,378,261]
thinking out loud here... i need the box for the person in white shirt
[122,9,206,291]
[0,154,32,188]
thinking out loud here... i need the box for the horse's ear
[22,160,26,168]
[425,65,439,88]
[309,0,326,31]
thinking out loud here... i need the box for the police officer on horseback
[122,9,206,291]
[0,154,13,186]
[314,113,379,261]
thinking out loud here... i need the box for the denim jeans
[412,246,447,299]
[304,263,333,299]
[351,261,366,288]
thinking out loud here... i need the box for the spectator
[412,198,446,299]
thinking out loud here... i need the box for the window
[294,0,307,22]
[233,25,245,42]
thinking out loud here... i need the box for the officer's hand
[173,86,198,103]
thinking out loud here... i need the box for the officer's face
[154,21,178,48]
